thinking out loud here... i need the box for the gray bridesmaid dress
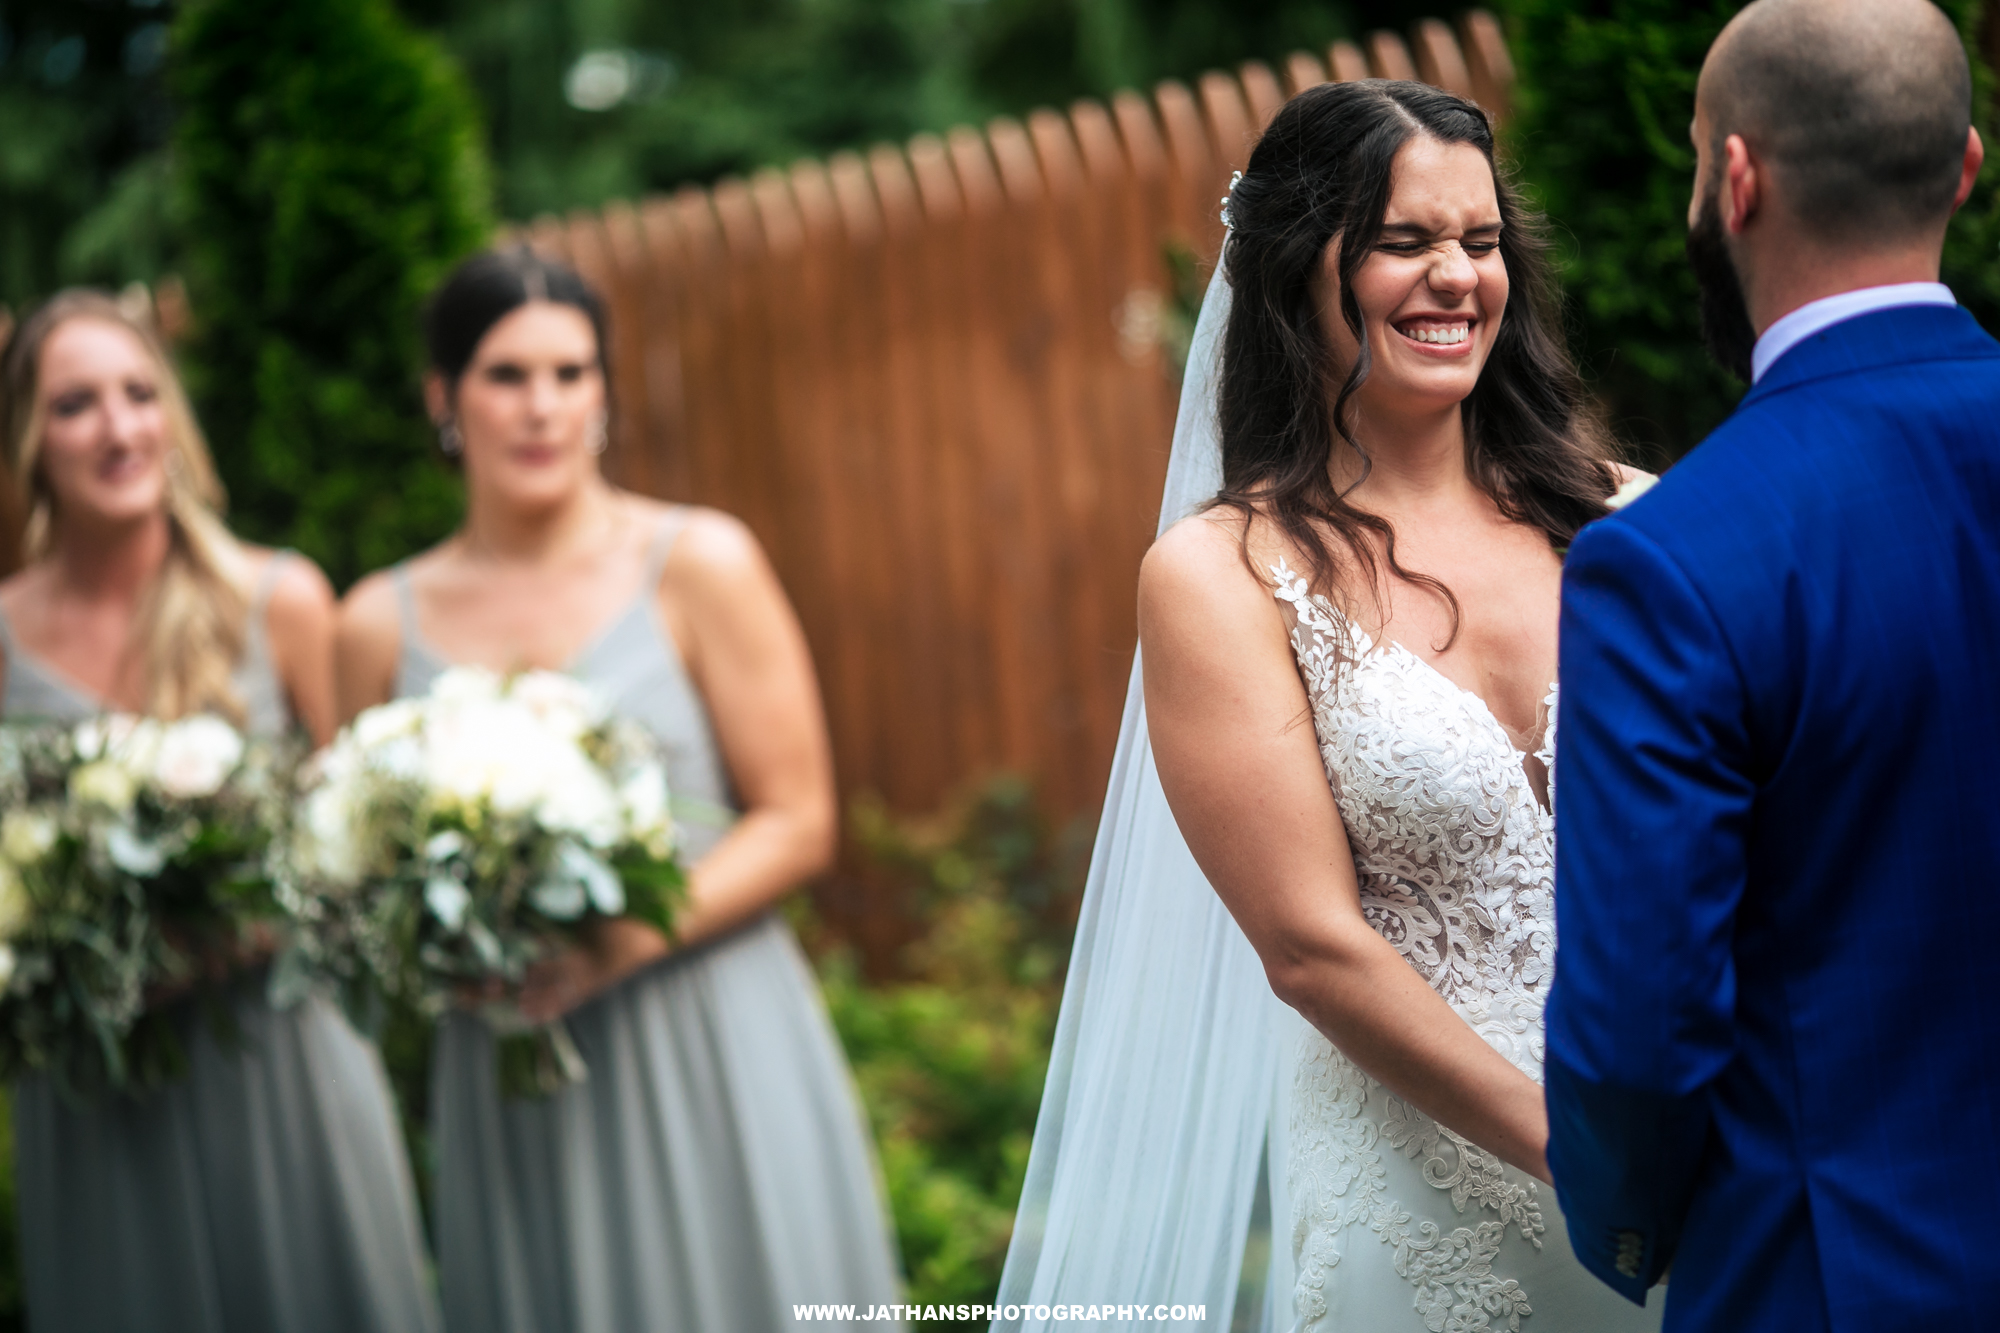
[395,509,902,1333]
[0,555,441,1333]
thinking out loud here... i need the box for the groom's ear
[1954,127,1985,211]
[1722,134,1762,237]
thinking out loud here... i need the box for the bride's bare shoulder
[1140,507,1293,638]
[1144,509,1251,589]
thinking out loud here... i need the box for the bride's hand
[515,918,670,1023]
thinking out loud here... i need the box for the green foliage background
[170,0,492,587]
[1502,0,2000,464]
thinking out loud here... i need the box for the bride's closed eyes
[1375,229,1503,258]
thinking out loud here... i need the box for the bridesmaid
[335,248,902,1333]
[0,291,440,1332]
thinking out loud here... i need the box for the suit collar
[1742,304,1999,408]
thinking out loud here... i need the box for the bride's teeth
[1407,325,1466,344]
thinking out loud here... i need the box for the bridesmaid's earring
[438,419,463,456]
[587,415,609,456]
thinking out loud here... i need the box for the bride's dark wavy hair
[1214,79,1618,640]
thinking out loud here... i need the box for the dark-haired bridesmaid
[336,249,902,1333]
[0,291,439,1333]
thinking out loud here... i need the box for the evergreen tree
[172,0,492,585]
[1501,0,2000,463]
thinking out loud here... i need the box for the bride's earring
[438,418,463,457]
[587,413,609,456]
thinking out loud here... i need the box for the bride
[996,81,1663,1331]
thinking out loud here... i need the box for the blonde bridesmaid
[0,291,439,1332]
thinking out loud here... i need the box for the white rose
[70,760,136,814]
[149,715,245,800]
[352,698,424,751]
[431,666,502,706]
[0,943,16,990]
[109,717,165,775]
[481,711,573,816]
[617,765,674,852]
[0,809,59,867]
[537,752,622,849]
[423,700,526,811]
[71,714,137,761]
[506,671,602,739]
[0,860,30,940]
[300,782,367,887]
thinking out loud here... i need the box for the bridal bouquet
[0,714,293,1098]
[286,666,684,1097]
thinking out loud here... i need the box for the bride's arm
[1140,514,1552,1182]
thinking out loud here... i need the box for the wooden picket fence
[520,15,1515,853]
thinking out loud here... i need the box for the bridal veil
[992,264,1294,1332]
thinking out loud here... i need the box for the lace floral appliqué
[1273,560,1558,1332]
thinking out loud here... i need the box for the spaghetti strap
[642,507,692,587]
[389,563,423,649]
[249,549,294,619]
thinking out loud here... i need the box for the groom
[1545,1,2000,1329]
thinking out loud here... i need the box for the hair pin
[1219,170,1244,231]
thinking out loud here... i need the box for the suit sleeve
[1547,516,1756,1303]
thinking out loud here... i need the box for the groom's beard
[1686,192,1758,382]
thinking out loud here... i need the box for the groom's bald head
[1699,0,1971,243]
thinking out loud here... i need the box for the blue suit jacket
[1547,305,2000,1332]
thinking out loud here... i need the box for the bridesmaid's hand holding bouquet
[287,666,685,1098]
[0,714,294,1099]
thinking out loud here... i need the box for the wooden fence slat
[1028,109,1085,201]
[668,189,729,512]
[1286,51,1329,97]
[906,134,959,219]
[986,118,1044,207]
[865,142,959,804]
[633,198,691,500]
[528,213,570,263]
[1198,71,1256,177]
[1069,100,1125,183]
[1151,79,1214,255]
[902,134,997,791]
[1329,40,1370,83]
[1110,90,1167,182]
[1368,31,1419,81]
[594,200,654,494]
[1028,108,1123,805]
[1239,61,1286,130]
[1413,18,1477,101]
[706,178,789,556]
[1071,97,1176,769]
[945,125,1005,218]
[780,159,879,816]
[1460,11,1516,123]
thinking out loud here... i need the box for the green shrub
[171,0,493,586]
[1501,0,2000,465]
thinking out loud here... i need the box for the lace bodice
[1274,559,1557,1081]
[1274,559,1599,1333]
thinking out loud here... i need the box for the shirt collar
[1751,282,1956,384]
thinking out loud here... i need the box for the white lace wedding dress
[1273,560,1662,1333]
